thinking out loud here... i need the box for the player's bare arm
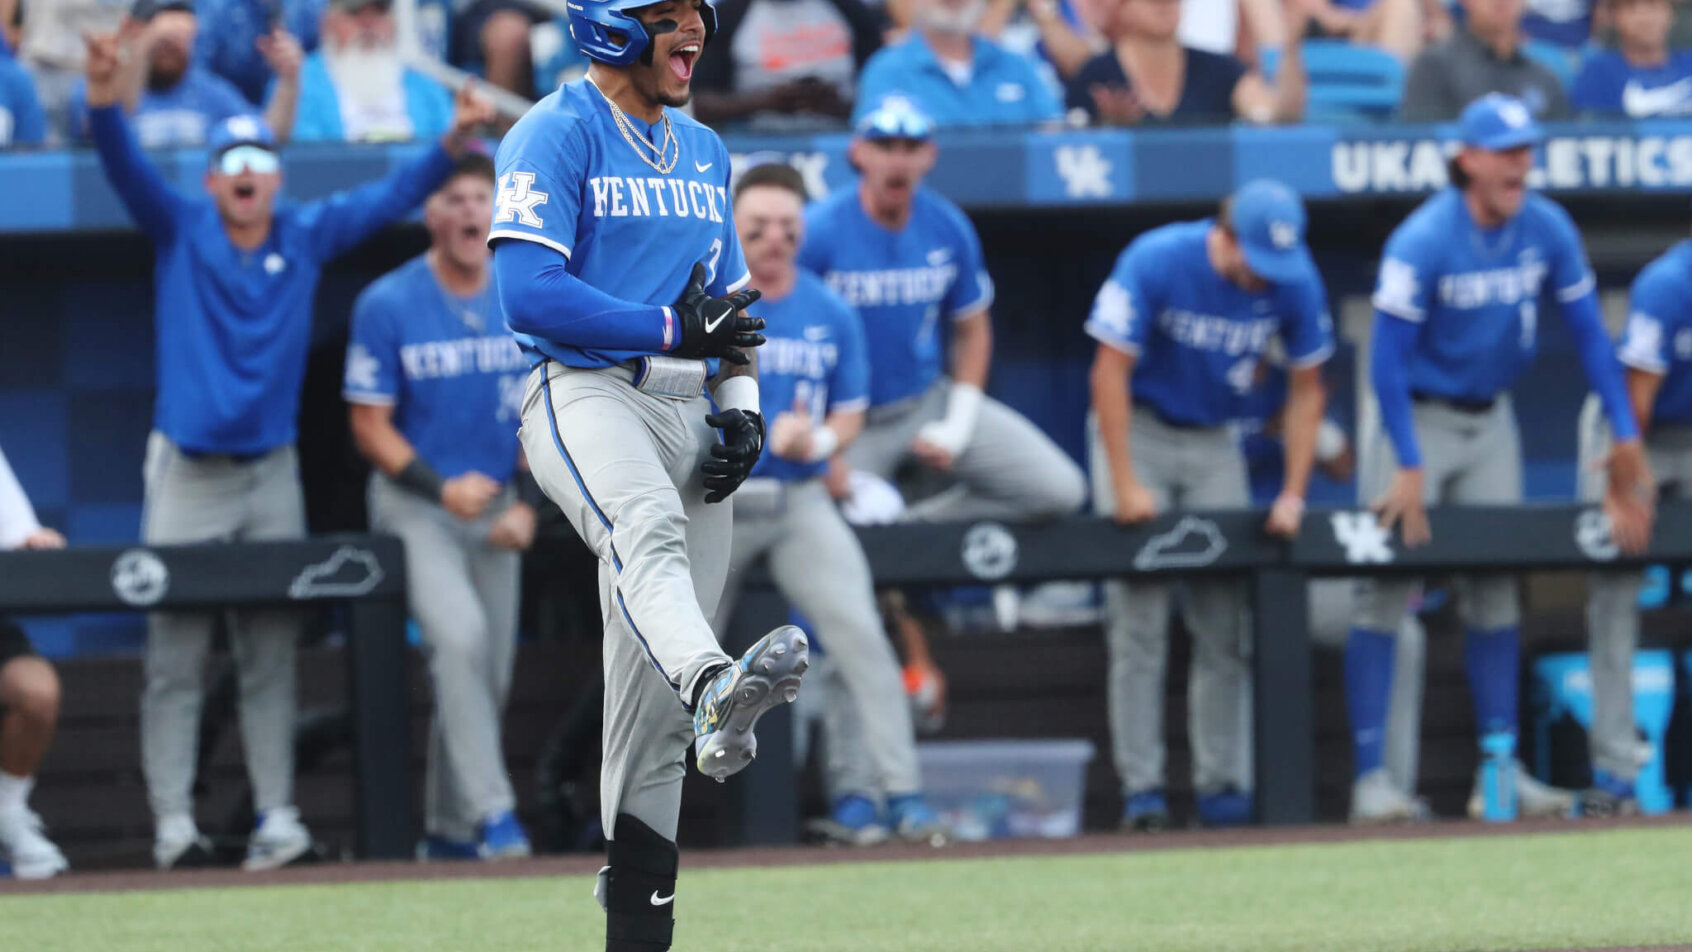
[349,404,500,521]
[770,397,865,463]
[913,309,991,471]
[1266,364,1326,538]
[1089,343,1157,525]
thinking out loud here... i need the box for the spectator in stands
[452,0,545,100]
[852,0,1064,126]
[978,0,1101,83]
[68,0,303,147]
[82,28,492,871]
[1065,0,1306,125]
[1572,0,1692,115]
[292,0,452,142]
[1176,0,1289,68]
[0,32,47,145]
[1295,0,1436,62]
[0,445,69,880]
[194,0,324,105]
[345,151,538,861]
[691,0,884,129]
[3,0,126,141]
[1522,0,1596,49]
[1401,0,1572,119]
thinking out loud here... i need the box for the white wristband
[805,425,840,463]
[1315,419,1347,463]
[715,375,760,416]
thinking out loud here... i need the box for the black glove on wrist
[672,262,764,364]
[701,408,765,503]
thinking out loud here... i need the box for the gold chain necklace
[590,79,678,175]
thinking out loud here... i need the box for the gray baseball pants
[1577,396,1692,781]
[1352,397,1522,635]
[140,432,303,823]
[368,475,520,842]
[1090,410,1252,796]
[846,380,1086,522]
[518,360,733,842]
[716,479,921,798]
[1308,579,1426,794]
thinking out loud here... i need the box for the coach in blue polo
[82,30,491,872]
[853,0,1061,127]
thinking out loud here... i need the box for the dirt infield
[4,812,1688,898]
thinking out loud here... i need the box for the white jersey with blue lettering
[489,77,749,369]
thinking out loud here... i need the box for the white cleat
[1467,762,1577,820]
[1350,768,1430,825]
[243,806,313,871]
[0,807,69,879]
[692,626,809,781]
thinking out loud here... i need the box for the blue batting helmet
[567,0,718,67]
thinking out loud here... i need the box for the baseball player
[344,151,538,861]
[0,445,69,879]
[489,3,808,948]
[1235,360,1431,821]
[713,162,946,847]
[1354,93,1652,822]
[799,96,1087,523]
[1575,224,1692,816]
[1088,179,1335,830]
[83,31,492,870]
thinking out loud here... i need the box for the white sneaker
[154,813,213,870]
[1350,768,1430,824]
[1466,762,1577,820]
[0,807,69,879]
[243,806,312,872]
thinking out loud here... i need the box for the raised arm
[259,28,304,144]
[84,32,184,242]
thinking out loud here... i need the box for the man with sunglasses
[84,31,492,872]
[800,95,1085,524]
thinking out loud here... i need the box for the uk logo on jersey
[495,172,549,228]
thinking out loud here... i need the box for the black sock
[604,814,679,952]
[689,661,730,712]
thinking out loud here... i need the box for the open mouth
[669,43,699,82]
[460,224,481,241]
[234,183,256,200]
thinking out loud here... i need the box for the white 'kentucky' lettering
[1436,258,1549,309]
[760,336,839,380]
[824,263,957,309]
[588,176,726,222]
[1157,309,1278,356]
[400,335,527,381]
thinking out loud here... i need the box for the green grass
[7,827,1690,952]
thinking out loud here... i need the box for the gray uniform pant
[1353,398,1523,635]
[717,479,921,798]
[518,360,733,842]
[1308,579,1426,794]
[1577,396,1692,781]
[846,380,1087,522]
[368,475,520,842]
[140,432,303,822]
[1090,410,1252,796]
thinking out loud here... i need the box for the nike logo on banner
[703,308,729,334]
[695,161,713,173]
[651,891,675,906]
[1622,78,1692,117]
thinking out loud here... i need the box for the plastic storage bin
[916,739,1096,841]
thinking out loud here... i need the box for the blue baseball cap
[206,114,278,160]
[1458,93,1541,151]
[1229,179,1310,285]
[854,96,935,142]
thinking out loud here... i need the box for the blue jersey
[1370,189,1594,403]
[71,68,253,147]
[194,0,326,104]
[343,256,528,483]
[0,41,46,147]
[750,271,870,483]
[1085,220,1334,427]
[1617,240,1692,426]
[798,185,994,407]
[852,34,1062,128]
[1571,51,1692,118]
[89,105,451,455]
[489,78,749,370]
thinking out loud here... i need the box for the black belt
[1148,407,1212,431]
[180,448,269,464]
[1411,391,1497,414]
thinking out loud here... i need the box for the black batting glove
[702,409,764,503]
[673,262,764,365]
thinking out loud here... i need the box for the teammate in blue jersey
[489,3,808,948]
[1353,93,1654,822]
[800,96,1085,521]
[1088,179,1334,830]
[344,152,540,862]
[1577,229,1692,817]
[712,163,949,848]
[82,31,491,872]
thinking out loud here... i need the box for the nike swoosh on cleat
[651,891,675,906]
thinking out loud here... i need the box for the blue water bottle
[1479,730,1518,822]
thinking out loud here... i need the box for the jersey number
[1226,356,1258,395]
[793,380,828,422]
[1519,301,1538,350]
[706,239,723,284]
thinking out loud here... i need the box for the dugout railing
[0,536,415,859]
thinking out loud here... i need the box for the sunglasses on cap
[214,144,280,176]
[858,108,934,142]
